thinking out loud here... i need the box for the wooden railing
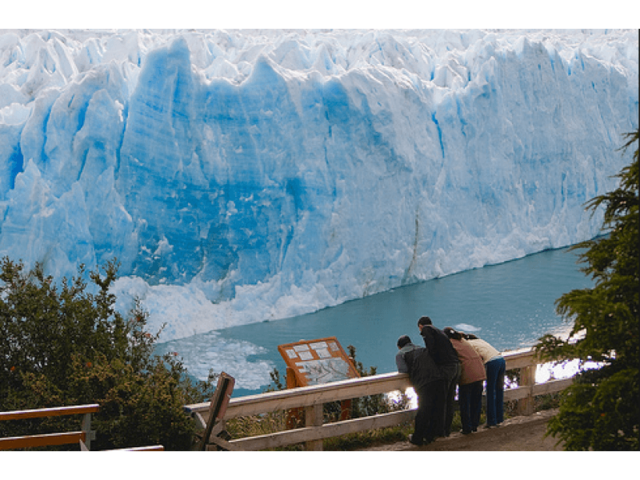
[0,403,165,451]
[0,404,99,451]
[184,347,574,451]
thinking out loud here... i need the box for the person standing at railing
[463,333,506,429]
[395,335,446,446]
[416,316,461,438]
[443,327,486,434]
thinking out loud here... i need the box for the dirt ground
[359,408,564,451]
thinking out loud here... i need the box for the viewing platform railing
[185,350,573,453]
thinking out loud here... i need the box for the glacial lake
[157,244,594,397]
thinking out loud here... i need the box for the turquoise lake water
[181,244,593,397]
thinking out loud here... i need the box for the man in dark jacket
[395,335,445,445]
[417,316,461,437]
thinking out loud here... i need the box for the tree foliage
[0,258,214,450]
[535,130,639,450]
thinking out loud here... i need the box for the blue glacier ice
[0,30,638,387]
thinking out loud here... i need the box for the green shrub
[0,258,214,450]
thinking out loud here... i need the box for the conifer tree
[536,130,639,450]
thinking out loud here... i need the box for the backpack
[404,345,442,388]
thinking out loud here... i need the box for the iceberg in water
[0,29,638,347]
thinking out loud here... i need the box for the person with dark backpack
[395,335,445,446]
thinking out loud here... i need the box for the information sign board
[277,337,359,387]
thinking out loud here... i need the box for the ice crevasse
[0,29,638,342]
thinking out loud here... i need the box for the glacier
[1,29,638,354]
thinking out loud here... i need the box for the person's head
[397,335,412,349]
[417,316,432,331]
[443,327,463,340]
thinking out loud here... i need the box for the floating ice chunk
[155,330,275,389]
[454,323,482,333]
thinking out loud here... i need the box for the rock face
[0,30,638,340]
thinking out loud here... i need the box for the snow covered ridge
[0,29,638,341]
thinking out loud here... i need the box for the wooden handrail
[0,404,100,422]
[0,431,86,450]
[184,346,572,451]
[0,404,100,451]
[0,403,170,451]
[185,371,412,418]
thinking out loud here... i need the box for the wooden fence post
[304,404,323,451]
[517,364,537,416]
[81,412,95,450]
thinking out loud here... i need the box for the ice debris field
[0,30,638,382]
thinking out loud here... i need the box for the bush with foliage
[0,258,214,450]
[535,130,639,450]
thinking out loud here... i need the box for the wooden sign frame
[277,337,360,387]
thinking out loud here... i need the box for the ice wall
[0,29,638,341]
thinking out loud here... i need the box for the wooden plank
[227,409,416,451]
[185,372,412,419]
[108,445,165,451]
[197,373,235,451]
[533,378,574,397]
[504,385,533,402]
[226,373,411,419]
[0,404,100,422]
[0,431,86,450]
[504,350,539,370]
[206,437,241,451]
[212,373,235,422]
[502,377,573,403]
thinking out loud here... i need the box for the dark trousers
[414,363,460,442]
[485,356,506,426]
[443,363,461,436]
[413,379,446,444]
[458,380,483,433]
